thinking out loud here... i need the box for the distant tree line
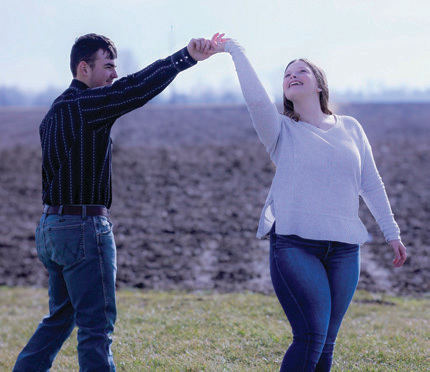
[0,86,63,107]
[1,85,430,107]
[331,88,430,103]
[0,85,245,107]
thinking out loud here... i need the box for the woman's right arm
[213,35,282,150]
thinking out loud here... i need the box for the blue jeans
[270,226,360,372]
[14,212,117,372]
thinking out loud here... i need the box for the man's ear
[78,61,90,77]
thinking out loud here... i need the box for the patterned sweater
[225,40,400,244]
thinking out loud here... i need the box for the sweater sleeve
[225,40,282,152]
[359,129,401,242]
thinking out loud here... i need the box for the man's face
[87,49,118,88]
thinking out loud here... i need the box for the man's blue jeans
[270,227,360,372]
[14,212,117,372]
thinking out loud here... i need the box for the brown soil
[0,103,428,296]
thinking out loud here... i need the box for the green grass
[1,287,429,371]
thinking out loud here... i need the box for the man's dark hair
[70,33,117,77]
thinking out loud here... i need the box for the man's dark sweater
[40,47,196,208]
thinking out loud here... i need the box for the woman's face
[283,60,321,102]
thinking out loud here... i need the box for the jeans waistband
[43,205,110,218]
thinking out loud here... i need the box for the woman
[210,34,407,371]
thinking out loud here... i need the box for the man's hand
[187,38,214,61]
[187,33,230,61]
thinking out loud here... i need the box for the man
[14,33,214,371]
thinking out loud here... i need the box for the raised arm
[78,38,215,128]
[211,34,282,151]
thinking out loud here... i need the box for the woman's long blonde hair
[283,58,333,121]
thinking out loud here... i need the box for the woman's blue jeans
[14,212,117,372]
[270,226,360,372]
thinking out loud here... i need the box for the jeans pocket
[274,234,298,249]
[47,223,85,266]
[97,217,115,251]
[99,217,113,235]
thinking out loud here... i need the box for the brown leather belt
[43,205,110,217]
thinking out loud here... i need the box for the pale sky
[1,0,429,99]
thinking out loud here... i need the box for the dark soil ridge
[0,103,429,296]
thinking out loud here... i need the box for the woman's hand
[210,32,231,53]
[389,239,407,267]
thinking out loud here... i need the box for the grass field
[1,287,429,371]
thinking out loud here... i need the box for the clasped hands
[187,33,230,61]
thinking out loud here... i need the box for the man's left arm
[79,38,213,127]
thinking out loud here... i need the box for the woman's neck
[293,99,326,126]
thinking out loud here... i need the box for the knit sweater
[225,40,401,244]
